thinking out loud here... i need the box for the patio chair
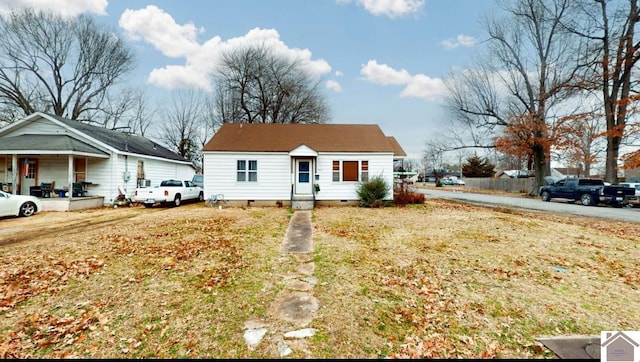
[72,182,87,197]
[40,182,53,198]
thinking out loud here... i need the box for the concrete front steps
[291,196,314,210]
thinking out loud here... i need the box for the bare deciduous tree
[212,43,330,124]
[444,0,581,194]
[551,95,607,176]
[83,87,157,136]
[158,90,207,163]
[567,0,640,183]
[0,8,135,121]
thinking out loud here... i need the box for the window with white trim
[332,160,369,182]
[237,160,258,182]
[361,160,368,182]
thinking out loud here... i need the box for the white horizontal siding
[137,157,195,187]
[203,152,291,200]
[36,156,70,188]
[5,118,66,136]
[203,151,394,201]
[315,153,394,201]
[81,155,194,203]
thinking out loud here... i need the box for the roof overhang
[0,134,110,158]
[289,144,318,157]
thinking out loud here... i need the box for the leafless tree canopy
[82,87,157,136]
[0,8,135,121]
[441,0,581,193]
[566,0,640,183]
[158,90,208,162]
[212,43,330,125]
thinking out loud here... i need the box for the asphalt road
[413,187,640,223]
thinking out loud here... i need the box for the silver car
[192,174,203,188]
[0,191,42,218]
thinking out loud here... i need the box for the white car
[0,190,42,218]
[619,182,640,196]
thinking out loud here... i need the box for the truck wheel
[198,192,204,202]
[580,193,593,206]
[540,191,551,202]
[144,203,153,208]
[173,195,181,207]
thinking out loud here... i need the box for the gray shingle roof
[47,114,189,162]
[0,134,109,155]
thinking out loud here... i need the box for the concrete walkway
[242,210,320,357]
[240,209,597,358]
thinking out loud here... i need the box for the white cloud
[360,60,445,101]
[338,0,424,18]
[119,6,202,58]
[360,60,412,85]
[441,34,476,50]
[0,0,107,17]
[119,7,332,91]
[326,80,343,92]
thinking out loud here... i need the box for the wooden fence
[463,177,537,193]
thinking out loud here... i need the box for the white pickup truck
[133,179,204,208]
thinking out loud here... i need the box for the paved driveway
[413,187,640,223]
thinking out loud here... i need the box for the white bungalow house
[0,112,196,210]
[202,123,406,209]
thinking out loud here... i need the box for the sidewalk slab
[281,210,313,253]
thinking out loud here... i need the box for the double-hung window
[237,160,258,182]
[360,161,368,182]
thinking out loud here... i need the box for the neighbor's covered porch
[0,135,109,210]
[1,153,107,211]
[1,153,106,196]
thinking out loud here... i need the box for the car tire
[541,191,551,202]
[174,195,181,207]
[143,203,153,208]
[580,193,593,206]
[198,192,204,202]
[19,201,37,217]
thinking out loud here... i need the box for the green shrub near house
[357,176,391,207]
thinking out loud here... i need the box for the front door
[20,158,37,195]
[295,159,312,195]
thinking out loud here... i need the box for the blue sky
[0,0,498,160]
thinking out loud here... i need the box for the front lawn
[0,201,637,358]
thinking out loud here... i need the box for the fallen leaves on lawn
[0,257,105,311]
[0,302,109,358]
[0,209,260,358]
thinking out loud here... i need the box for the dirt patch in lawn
[0,201,638,358]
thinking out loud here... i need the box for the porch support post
[68,155,74,199]
[11,154,17,195]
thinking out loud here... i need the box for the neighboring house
[495,170,534,179]
[0,112,195,210]
[623,152,640,182]
[202,123,406,208]
[551,167,582,179]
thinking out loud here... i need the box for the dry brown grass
[0,200,638,358]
